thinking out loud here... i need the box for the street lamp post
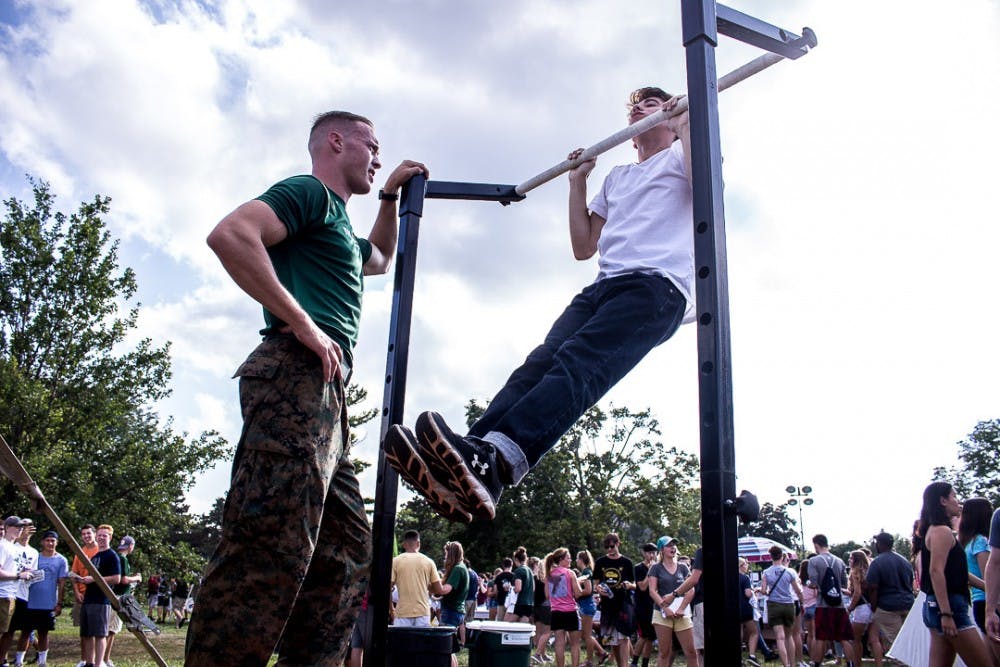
[786,485,814,555]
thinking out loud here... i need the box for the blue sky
[2,0,999,545]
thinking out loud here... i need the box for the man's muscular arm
[207,201,343,382]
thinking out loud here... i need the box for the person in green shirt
[506,546,535,622]
[440,542,469,665]
[185,110,428,667]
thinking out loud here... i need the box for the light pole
[786,485,814,555]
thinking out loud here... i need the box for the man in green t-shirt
[185,110,427,667]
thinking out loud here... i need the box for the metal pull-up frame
[365,3,815,665]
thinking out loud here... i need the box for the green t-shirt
[442,563,469,613]
[112,552,133,596]
[514,565,534,606]
[256,175,373,364]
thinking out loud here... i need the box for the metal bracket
[717,4,817,58]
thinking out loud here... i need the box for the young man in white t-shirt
[386,86,694,522]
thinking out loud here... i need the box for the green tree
[395,400,702,569]
[932,419,1000,507]
[738,501,800,549]
[0,177,229,574]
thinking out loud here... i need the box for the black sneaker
[745,655,761,667]
[415,411,504,520]
[383,425,472,523]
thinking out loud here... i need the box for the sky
[1,0,998,548]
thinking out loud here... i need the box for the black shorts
[10,599,30,632]
[550,610,581,632]
[637,615,655,639]
[533,605,551,625]
[20,608,56,633]
[513,603,533,618]
[158,596,170,607]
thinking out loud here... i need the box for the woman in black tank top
[918,481,992,667]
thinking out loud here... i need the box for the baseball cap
[118,535,135,549]
[656,535,678,550]
[3,516,26,528]
[873,532,894,547]
[41,530,58,539]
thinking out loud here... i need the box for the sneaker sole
[383,425,472,523]
[416,412,497,520]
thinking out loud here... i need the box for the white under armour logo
[471,455,489,476]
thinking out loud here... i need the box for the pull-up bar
[514,27,816,196]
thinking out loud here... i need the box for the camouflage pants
[185,336,372,667]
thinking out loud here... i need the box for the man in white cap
[0,518,37,666]
[0,518,33,654]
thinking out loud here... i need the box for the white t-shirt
[0,539,19,599]
[12,543,38,600]
[588,140,694,308]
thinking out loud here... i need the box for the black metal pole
[680,0,741,664]
[364,174,426,667]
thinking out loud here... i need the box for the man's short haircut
[628,86,672,105]
[812,534,829,548]
[97,524,113,534]
[403,530,420,543]
[309,110,374,151]
[80,523,96,532]
[768,545,784,561]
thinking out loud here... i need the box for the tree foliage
[932,419,1000,507]
[396,400,702,569]
[0,178,230,575]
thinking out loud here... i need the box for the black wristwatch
[378,189,398,201]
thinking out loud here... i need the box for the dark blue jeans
[470,272,686,482]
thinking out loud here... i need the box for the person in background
[438,542,468,667]
[77,525,121,667]
[531,556,553,664]
[958,497,993,632]
[918,481,991,666]
[545,548,584,667]
[494,559,517,621]
[982,505,1000,663]
[145,573,159,619]
[575,550,607,667]
[847,550,881,666]
[738,558,761,667]
[392,531,444,627]
[798,559,818,663]
[760,545,803,667]
[866,532,914,658]
[17,530,66,667]
[104,534,142,667]
[631,543,657,667]
[506,547,534,623]
[808,535,856,667]
[646,536,699,667]
[594,534,636,667]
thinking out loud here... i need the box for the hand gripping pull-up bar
[514,27,817,196]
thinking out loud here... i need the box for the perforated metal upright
[682,1,813,663]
